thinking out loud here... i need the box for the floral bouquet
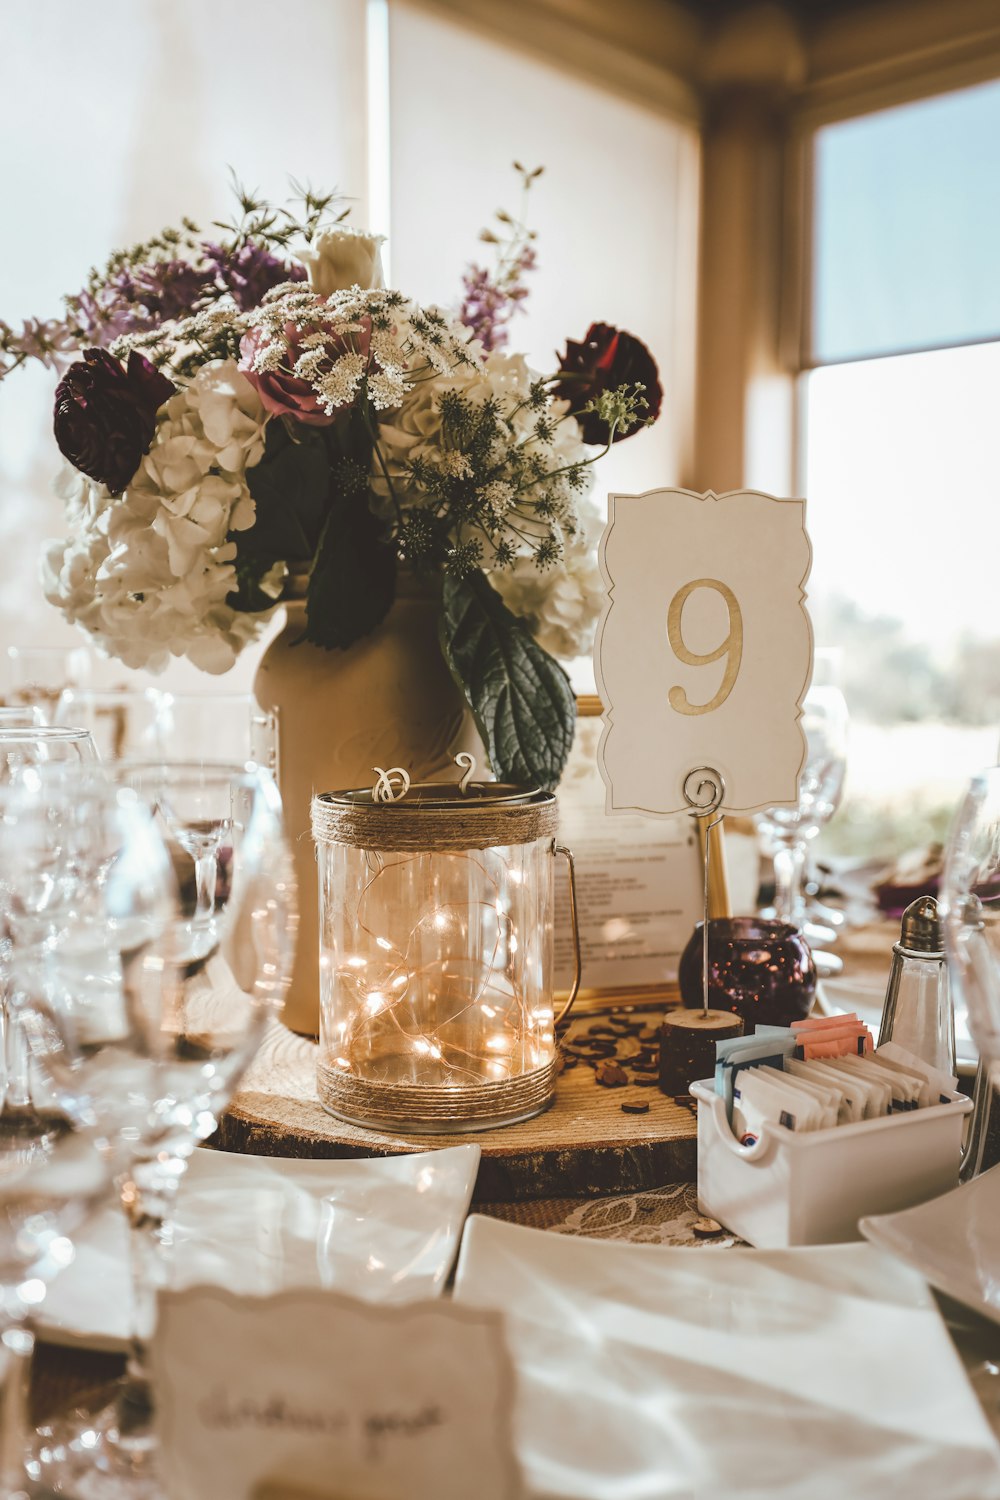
[1,171,661,787]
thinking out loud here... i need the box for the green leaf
[242,424,330,561]
[440,572,576,791]
[227,555,281,615]
[305,485,397,650]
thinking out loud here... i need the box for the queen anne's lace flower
[43,360,270,673]
[491,494,604,659]
[375,347,599,654]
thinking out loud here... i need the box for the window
[804,81,1000,856]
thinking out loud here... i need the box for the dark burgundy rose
[53,348,175,494]
[553,322,663,445]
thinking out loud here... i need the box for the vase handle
[552,842,582,1028]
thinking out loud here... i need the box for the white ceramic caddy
[38,1144,481,1353]
[691,1077,971,1247]
[453,1214,1000,1500]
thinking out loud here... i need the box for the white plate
[453,1215,1000,1500]
[817,974,978,1073]
[39,1144,480,1354]
[860,1164,1000,1328]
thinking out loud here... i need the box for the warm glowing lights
[319,840,559,1096]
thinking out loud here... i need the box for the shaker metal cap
[899,894,943,954]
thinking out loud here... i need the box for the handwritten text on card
[153,1286,524,1500]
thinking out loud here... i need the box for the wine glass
[53,688,165,763]
[154,693,278,773]
[0,1115,116,1500]
[941,766,1000,1069]
[0,770,175,1497]
[0,707,46,728]
[32,761,296,1497]
[0,728,99,1122]
[756,674,849,965]
[6,646,92,722]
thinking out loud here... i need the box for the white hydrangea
[42,360,273,674]
[491,493,605,660]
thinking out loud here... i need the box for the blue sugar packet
[715,1026,798,1124]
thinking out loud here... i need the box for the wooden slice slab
[219,1015,697,1202]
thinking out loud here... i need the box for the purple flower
[203,241,306,311]
[71,259,218,346]
[54,348,175,494]
[459,246,536,352]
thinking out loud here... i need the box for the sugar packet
[732,1067,824,1145]
[715,1027,799,1123]
[755,1065,839,1129]
[784,1057,863,1124]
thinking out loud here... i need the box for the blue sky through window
[813,78,1000,364]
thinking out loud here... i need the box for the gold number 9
[667,578,744,716]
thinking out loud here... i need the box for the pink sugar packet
[792,1014,873,1060]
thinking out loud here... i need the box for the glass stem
[193,849,218,927]
[0,1305,34,1499]
[117,1159,184,1447]
[772,839,807,926]
[3,1011,31,1112]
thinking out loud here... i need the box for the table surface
[35,919,1000,1454]
[219,1009,698,1201]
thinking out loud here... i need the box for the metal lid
[898,894,944,955]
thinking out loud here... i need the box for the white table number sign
[595,488,813,815]
[153,1286,524,1500]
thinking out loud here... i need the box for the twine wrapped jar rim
[312,782,559,852]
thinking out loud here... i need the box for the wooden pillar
[689,4,806,496]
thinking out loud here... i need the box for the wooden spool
[219,1016,697,1202]
[659,1009,744,1096]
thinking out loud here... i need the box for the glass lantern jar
[312,781,580,1132]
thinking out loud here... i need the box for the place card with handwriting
[595,487,813,815]
[153,1286,524,1500]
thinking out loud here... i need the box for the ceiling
[676,0,879,17]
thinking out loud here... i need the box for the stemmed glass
[941,765,1000,1084]
[154,693,278,772]
[6,646,92,722]
[0,770,176,1498]
[756,672,849,969]
[0,728,99,1122]
[53,688,165,763]
[33,761,296,1498]
[0,707,46,729]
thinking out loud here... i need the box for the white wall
[0,0,699,695]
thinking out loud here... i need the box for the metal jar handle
[553,841,582,1027]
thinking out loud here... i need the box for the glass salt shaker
[878,895,956,1076]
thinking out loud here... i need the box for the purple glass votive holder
[678,917,817,1034]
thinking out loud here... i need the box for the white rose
[298,227,385,296]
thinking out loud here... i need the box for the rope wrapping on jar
[312,785,559,853]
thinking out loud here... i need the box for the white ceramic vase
[254,575,475,1036]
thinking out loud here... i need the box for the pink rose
[239,316,372,427]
